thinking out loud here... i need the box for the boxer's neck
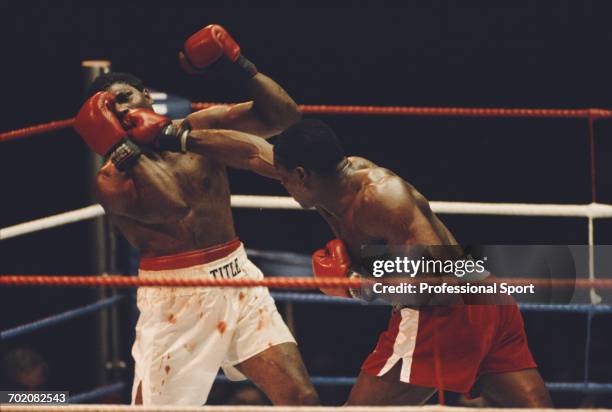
[314,160,359,217]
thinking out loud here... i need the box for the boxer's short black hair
[87,72,145,98]
[274,119,346,175]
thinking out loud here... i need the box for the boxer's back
[319,156,458,259]
[95,151,236,257]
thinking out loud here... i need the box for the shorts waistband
[139,238,242,271]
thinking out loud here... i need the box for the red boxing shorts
[361,302,536,394]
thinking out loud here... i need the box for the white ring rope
[0,405,572,412]
[1,205,104,240]
[232,195,612,217]
[2,196,612,240]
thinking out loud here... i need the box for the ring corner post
[81,59,119,389]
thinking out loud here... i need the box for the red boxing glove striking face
[122,109,171,146]
[74,92,127,155]
[312,239,352,298]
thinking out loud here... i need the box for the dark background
[1,0,612,407]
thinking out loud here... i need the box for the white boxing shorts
[131,238,296,406]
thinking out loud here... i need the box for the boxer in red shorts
[156,117,553,406]
[270,120,552,407]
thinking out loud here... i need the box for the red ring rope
[0,103,602,205]
[193,103,612,119]
[3,105,612,143]
[0,275,361,288]
[0,118,74,143]
[0,275,610,289]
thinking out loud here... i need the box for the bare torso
[316,156,458,261]
[97,151,236,257]
[93,71,304,258]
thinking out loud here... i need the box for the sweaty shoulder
[352,168,416,234]
[359,169,415,213]
[348,156,378,170]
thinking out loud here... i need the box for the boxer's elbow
[246,156,279,180]
[254,100,301,135]
[272,101,302,131]
[283,100,302,126]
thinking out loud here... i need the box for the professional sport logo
[356,244,603,307]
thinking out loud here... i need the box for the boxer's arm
[185,74,300,138]
[185,129,278,179]
[241,72,301,136]
[180,25,300,137]
[94,158,189,224]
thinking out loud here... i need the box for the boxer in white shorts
[133,239,296,405]
[73,24,319,406]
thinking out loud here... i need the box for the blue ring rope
[583,311,594,384]
[3,292,609,341]
[67,381,126,403]
[59,376,612,404]
[547,382,612,393]
[1,295,123,340]
[62,377,612,404]
[270,292,612,314]
[3,244,608,398]
[4,292,606,398]
[215,375,612,393]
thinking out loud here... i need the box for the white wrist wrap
[180,129,190,153]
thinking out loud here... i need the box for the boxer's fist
[179,24,257,78]
[122,109,171,146]
[107,138,142,172]
[181,24,240,67]
[74,92,127,155]
[312,239,352,298]
[156,122,192,153]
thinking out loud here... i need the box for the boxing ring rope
[0,295,124,340]
[2,275,612,289]
[269,292,612,313]
[2,405,595,412]
[0,118,74,143]
[3,288,612,341]
[2,288,609,396]
[197,103,612,119]
[3,290,611,341]
[0,204,105,240]
[3,198,612,241]
[2,286,611,397]
[214,373,612,394]
[4,104,612,144]
[67,382,128,404]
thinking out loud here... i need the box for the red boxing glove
[179,24,257,78]
[312,239,352,298]
[74,92,127,155]
[122,109,171,146]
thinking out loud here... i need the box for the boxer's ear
[295,166,310,187]
[295,166,308,185]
